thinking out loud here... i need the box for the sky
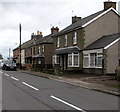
[0,0,120,59]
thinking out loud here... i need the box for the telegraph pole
[19,23,22,69]
[9,48,11,60]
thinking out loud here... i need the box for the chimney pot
[51,26,59,34]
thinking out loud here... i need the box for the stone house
[52,1,119,74]
[32,27,59,70]
[24,31,43,69]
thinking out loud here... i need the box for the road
[0,70,119,111]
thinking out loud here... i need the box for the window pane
[97,57,103,67]
[74,55,79,66]
[83,57,89,67]
[90,53,96,67]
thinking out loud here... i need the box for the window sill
[83,67,103,69]
[68,66,79,68]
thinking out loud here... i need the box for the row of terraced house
[13,1,120,75]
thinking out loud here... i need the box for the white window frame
[57,37,60,48]
[83,51,103,68]
[53,55,60,64]
[73,32,77,45]
[68,53,79,67]
[42,45,44,53]
[64,35,67,46]
[96,53,103,68]
[83,54,89,68]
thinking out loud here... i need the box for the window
[57,37,60,47]
[90,53,96,67]
[53,55,60,64]
[64,35,67,46]
[83,52,103,68]
[42,45,44,53]
[83,54,89,67]
[68,53,79,67]
[96,53,103,67]
[38,46,40,54]
[73,32,77,45]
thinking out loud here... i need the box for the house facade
[32,27,59,70]
[52,1,120,74]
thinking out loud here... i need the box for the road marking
[22,82,39,91]
[11,76,19,81]
[50,95,86,112]
[4,73,9,77]
[0,71,3,74]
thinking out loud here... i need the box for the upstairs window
[57,37,60,48]
[38,46,41,54]
[64,35,67,46]
[42,45,44,53]
[73,32,77,45]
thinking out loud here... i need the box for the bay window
[53,55,60,64]
[83,52,103,68]
[68,53,79,67]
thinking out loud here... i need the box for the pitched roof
[84,33,120,50]
[53,8,120,37]
[35,34,53,46]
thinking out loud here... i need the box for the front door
[64,54,68,70]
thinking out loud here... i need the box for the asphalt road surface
[0,70,119,111]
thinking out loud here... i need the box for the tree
[0,53,3,59]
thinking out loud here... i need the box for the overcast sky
[0,0,120,59]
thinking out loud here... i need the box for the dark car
[2,60,17,71]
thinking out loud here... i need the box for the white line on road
[0,71,3,74]
[22,82,39,91]
[50,95,86,112]
[11,76,19,81]
[4,73,9,77]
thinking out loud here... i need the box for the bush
[116,67,120,81]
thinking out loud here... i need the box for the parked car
[0,60,6,69]
[2,60,17,71]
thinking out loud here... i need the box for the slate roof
[84,33,120,50]
[35,34,53,46]
[53,10,104,36]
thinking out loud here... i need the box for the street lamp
[19,23,22,69]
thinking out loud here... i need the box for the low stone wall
[83,68,103,75]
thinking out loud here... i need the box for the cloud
[0,0,120,58]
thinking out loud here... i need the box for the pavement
[21,70,120,96]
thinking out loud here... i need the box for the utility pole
[9,48,11,60]
[19,23,22,69]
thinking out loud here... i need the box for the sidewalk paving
[21,70,120,96]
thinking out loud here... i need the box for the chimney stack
[31,31,43,40]
[51,26,59,34]
[72,16,81,24]
[31,32,34,40]
[104,1,116,11]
